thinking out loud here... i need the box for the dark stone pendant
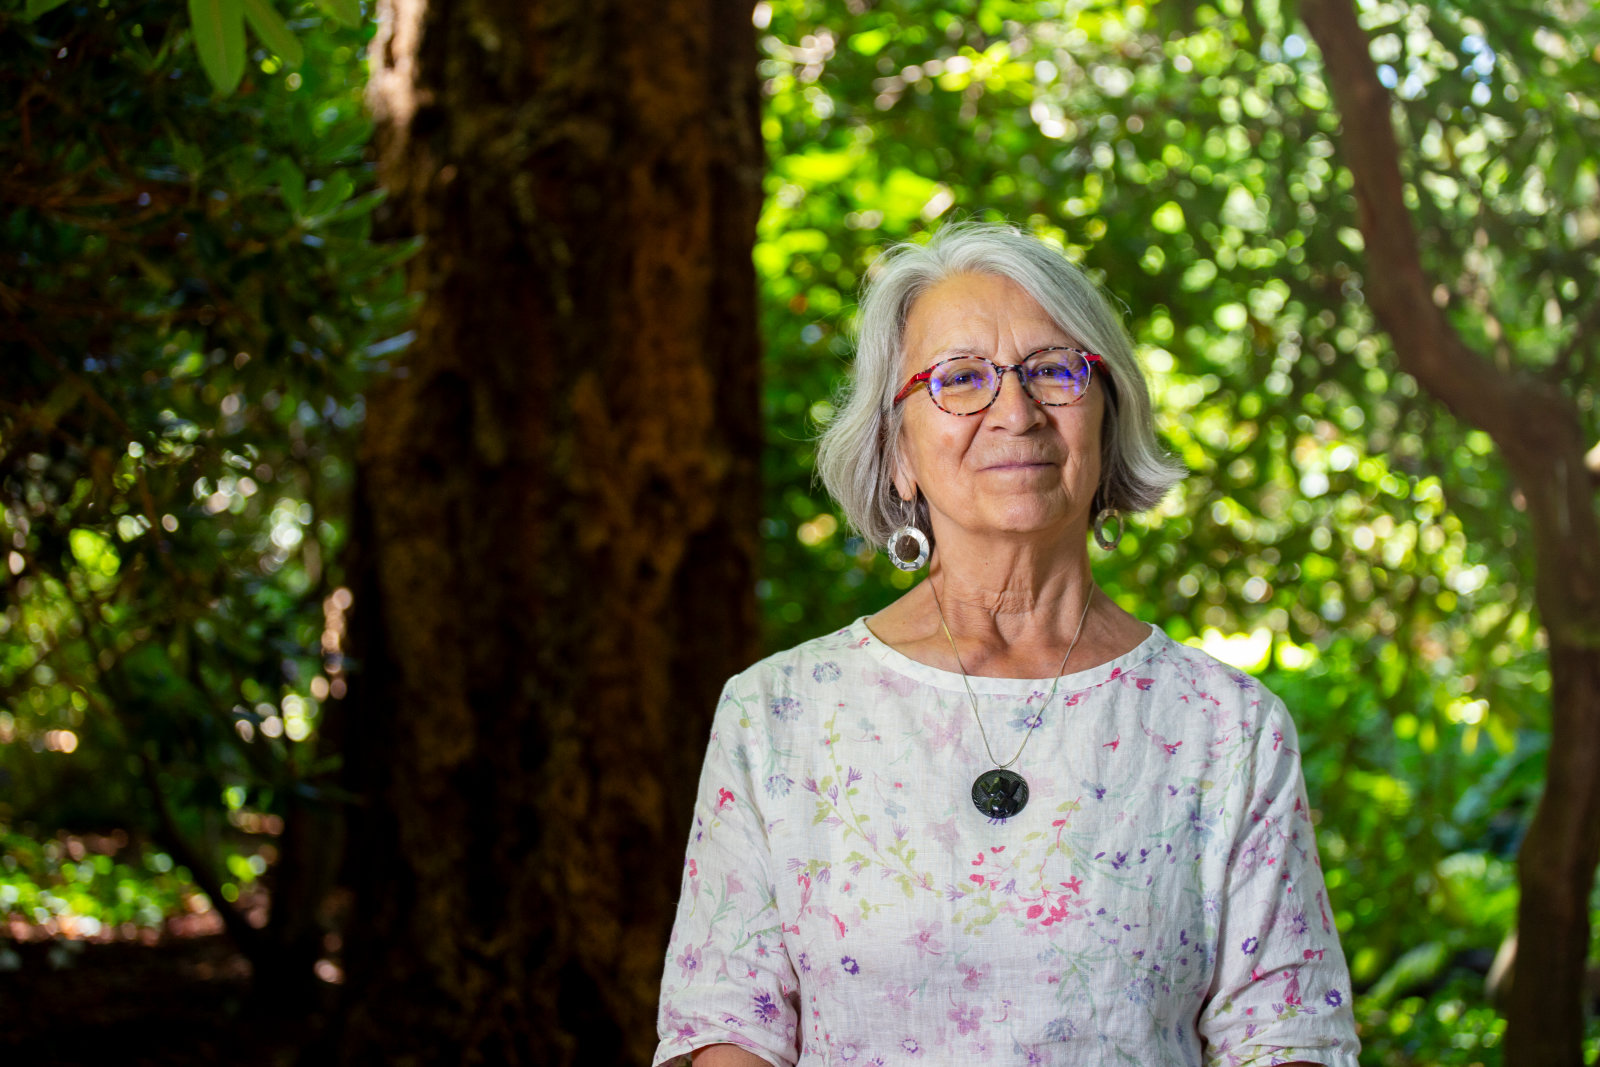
[971,768,1029,820]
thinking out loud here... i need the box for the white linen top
[654,617,1361,1067]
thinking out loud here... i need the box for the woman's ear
[891,455,917,506]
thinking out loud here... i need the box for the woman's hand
[690,1044,774,1066]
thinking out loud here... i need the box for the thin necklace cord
[929,577,1096,771]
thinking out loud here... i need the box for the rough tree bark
[331,0,764,1062]
[1301,1,1600,1063]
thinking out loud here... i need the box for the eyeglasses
[892,347,1104,416]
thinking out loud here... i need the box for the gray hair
[816,221,1184,552]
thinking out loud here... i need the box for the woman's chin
[949,504,1086,542]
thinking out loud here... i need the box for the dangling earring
[1093,507,1123,551]
[887,497,930,571]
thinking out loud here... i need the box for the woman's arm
[654,677,801,1066]
[1196,694,1361,1064]
[690,1044,774,1066]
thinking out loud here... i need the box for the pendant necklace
[930,580,1095,822]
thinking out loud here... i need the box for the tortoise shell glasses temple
[890,349,1104,408]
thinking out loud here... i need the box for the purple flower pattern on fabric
[751,990,780,1024]
[812,661,842,683]
[653,620,1361,1067]
[770,696,802,722]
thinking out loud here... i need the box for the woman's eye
[938,368,986,390]
[1028,354,1085,382]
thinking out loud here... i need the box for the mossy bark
[334,1,763,1061]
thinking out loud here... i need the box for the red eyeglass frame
[891,346,1104,413]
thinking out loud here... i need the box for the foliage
[19,0,359,95]
[0,0,413,938]
[0,829,198,934]
[3,0,1599,1061]
[750,0,1599,1060]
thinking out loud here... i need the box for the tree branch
[1302,6,1600,1065]
[1298,0,1571,461]
[1549,291,1600,388]
[3,320,137,439]
[1300,0,1598,613]
[69,663,263,958]
[139,750,264,958]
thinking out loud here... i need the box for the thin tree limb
[1549,292,1600,390]
[1301,4,1600,1066]
[1299,0,1597,625]
[138,750,264,957]
[1299,0,1575,461]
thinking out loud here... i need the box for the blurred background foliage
[1,0,409,971]
[2,0,1598,1061]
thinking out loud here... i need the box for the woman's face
[893,272,1104,547]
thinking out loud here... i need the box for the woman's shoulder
[720,616,875,694]
[708,618,876,743]
[1145,630,1265,686]
[1140,629,1300,734]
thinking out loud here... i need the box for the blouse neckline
[849,615,1169,697]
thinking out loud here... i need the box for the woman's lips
[982,460,1056,471]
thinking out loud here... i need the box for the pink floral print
[654,620,1360,1067]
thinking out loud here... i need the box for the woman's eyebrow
[922,331,1075,361]
[927,343,986,359]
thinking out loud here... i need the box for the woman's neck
[867,524,1150,678]
[927,550,1095,645]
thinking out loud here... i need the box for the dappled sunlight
[748,1,1598,1059]
[1,0,1596,1060]
[1,829,277,947]
[1186,626,1273,673]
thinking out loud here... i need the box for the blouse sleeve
[654,677,800,1067]
[1197,694,1362,1067]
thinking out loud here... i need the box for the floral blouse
[654,618,1360,1067]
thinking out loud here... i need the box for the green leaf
[23,0,72,19]
[127,250,176,290]
[782,149,861,185]
[847,29,891,56]
[273,158,307,216]
[240,0,303,68]
[313,0,362,28]
[318,187,388,224]
[171,136,206,177]
[304,170,355,219]
[1152,201,1187,234]
[1363,941,1451,1008]
[188,0,246,96]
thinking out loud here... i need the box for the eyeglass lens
[927,350,1092,414]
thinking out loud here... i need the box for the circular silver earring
[1093,508,1123,551]
[887,524,930,571]
[887,498,930,571]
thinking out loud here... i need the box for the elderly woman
[654,223,1359,1066]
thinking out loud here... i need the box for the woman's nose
[988,365,1046,426]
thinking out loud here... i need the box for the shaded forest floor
[0,935,328,1065]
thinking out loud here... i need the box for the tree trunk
[331,0,764,1061]
[1301,2,1600,1063]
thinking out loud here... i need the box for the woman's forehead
[903,273,1070,359]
